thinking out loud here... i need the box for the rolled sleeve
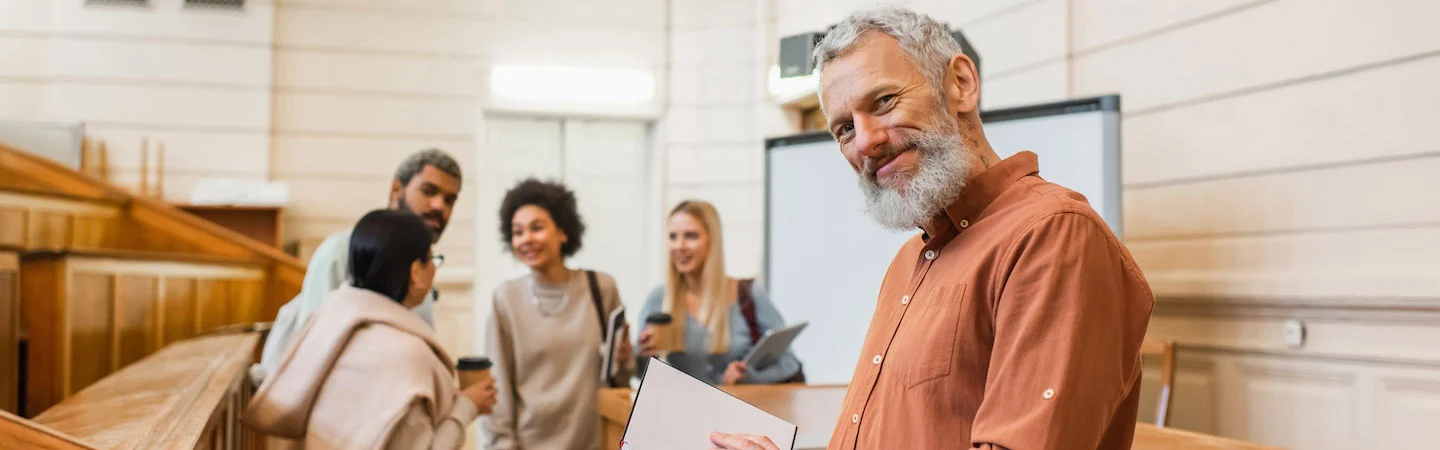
[970,213,1151,449]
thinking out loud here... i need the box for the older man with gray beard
[710,6,1154,450]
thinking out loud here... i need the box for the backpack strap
[587,270,606,339]
[736,279,761,344]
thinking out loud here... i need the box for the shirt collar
[922,151,1040,244]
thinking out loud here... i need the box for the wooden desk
[599,384,845,450]
[173,204,284,249]
[598,385,1277,450]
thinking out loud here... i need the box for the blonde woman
[637,200,803,385]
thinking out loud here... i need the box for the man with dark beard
[710,6,1154,450]
[253,149,464,383]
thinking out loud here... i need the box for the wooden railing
[0,142,306,417]
[0,410,98,450]
[1,332,263,450]
[0,142,303,315]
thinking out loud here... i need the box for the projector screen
[764,95,1120,384]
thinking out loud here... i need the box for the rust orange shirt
[827,152,1154,450]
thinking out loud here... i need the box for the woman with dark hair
[245,209,496,449]
[483,178,635,450]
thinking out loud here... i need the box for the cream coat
[243,286,476,450]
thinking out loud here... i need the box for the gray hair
[813,6,965,96]
[394,148,462,185]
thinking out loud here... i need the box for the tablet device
[742,322,807,369]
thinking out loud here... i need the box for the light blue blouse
[637,282,803,385]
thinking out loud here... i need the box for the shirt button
[872,355,883,365]
[1043,388,1056,400]
[901,295,910,305]
[851,413,860,423]
[924,250,937,260]
[959,219,970,228]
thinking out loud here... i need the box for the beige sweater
[482,269,635,450]
[243,286,476,450]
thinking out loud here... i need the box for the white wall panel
[270,136,477,178]
[1072,0,1440,112]
[1070,0,1259,50]
[273,92,476,136]
[273,49,480,96]
[274,5,482,56]
[1123,56,1440,185]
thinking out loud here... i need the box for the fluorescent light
[490,65,656,106]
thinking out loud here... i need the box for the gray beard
[857,127,971,231]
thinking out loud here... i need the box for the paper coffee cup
[456,356,493,388]
[645,313,681,353]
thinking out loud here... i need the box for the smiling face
[509,204,567,271]
[667,211,710,278]
[820,32,974,230]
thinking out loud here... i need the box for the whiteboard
[763,96,1120,384]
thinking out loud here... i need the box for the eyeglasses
[431,253,446,268]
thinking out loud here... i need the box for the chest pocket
[897,283,967,389]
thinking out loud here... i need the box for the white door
[561,119,655,318]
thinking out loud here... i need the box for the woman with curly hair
[482,178,634,450]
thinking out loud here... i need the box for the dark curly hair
[498,178,586,257]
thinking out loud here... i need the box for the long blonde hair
[663,200,735,354]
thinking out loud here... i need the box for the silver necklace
[529,275,570,317]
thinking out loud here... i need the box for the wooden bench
[0,332,260,449]
[19,249,267,414]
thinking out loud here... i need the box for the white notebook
[600,306,627,387]
[621,358,797,450]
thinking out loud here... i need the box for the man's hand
[709,432,780,450]
[720,361,747,386]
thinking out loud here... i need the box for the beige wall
[0,0,274,199]
[270,0,482,270]
[1068,0,1440,447]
